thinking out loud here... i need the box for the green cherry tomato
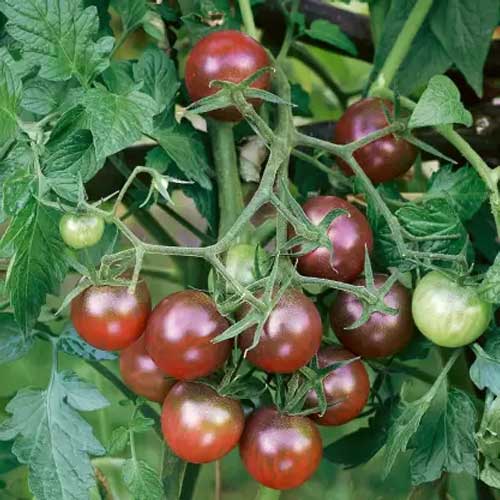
[412,271,492,348]
[225,244,260,286]
[59,213,105,250]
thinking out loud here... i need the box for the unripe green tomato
[412,271,491,348]
[59,213,105,250]
[225,244,259,286]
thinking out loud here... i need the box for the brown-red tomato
[334,98,417,183]
[294,196,373,283]
[239,407,322,490]
[184,30,271,122]
[119,335,174,403]
[331,274,414,358]
[161,381,244,463]
[305,345,370,426]
[145,290,231,380]
[238,289,322,373]
[71,280,151,351]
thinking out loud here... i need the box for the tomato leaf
[108,426,129,455]
[0,54,21,146]
[0,371,107,500]
[430,0,498,97]
[478,253,500,304]
[1,171,35,216]
[304,20,357,56]
[82,87,158,159]
[409,389,478,485]
[426,165,488,221]
[122,458,163,500]
[0,0,114,84]
[470,335,500,395]
[57,327,117,362]
[111,0,148,33]
[0,198,69,333]
[408,75,472,129]
[21,79,69,116]
[0,313,34,365]
[477,394,500,488]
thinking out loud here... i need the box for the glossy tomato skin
[331,274,414,358]
[239,407,322,490]
[119,335,174,403]
[412,271,492,347]
[145,291,231,380]
[334,98,417,183]
[162,381,244,463]
[305,345,370,426]
[295,196,373,283]
[238,289,323,373]
[185,30,271,122]
[60,213,105,250]
[71,280,151,351]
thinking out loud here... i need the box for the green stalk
[255,485,281,500]
[238,0,258,38]
[208,121,248,240]
[370,0,434,92]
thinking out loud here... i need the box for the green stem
[277,0,300,62]
[208,120,248,240]
[370,0,434,92]
[255,485,281,500]
[238,0,258,38]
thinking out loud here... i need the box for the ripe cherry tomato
[331,274,414,358]
[412,271,492,347]
[238,289,323,373]
[239,407,322,490]
[71,280,151,351]
[294,196,373,283]
[334,98,417,183]
[185,30,271,122]
[59,213,105,250]
[145,290,231,380]
[305,345,370,426]
[161,381,244,463]
[119,335,174,403]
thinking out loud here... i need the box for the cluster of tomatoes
[66,29,493,492]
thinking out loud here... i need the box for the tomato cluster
[67,30,493,493]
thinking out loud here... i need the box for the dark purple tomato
[71,280,151,351]
[334,98,417,183]
[162,382,244,463]
[238,289,323,373]
[239,407,322,490]
[185,30,271,121]
[331,274,414,358]
[294,196,373,283]
[119,335,174,403]
[305,345,370,426]
[145,291,231,380]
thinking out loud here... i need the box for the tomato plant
[161,382,244,464]
[237,288,323,373]
[71,280,151,351]
[59,213,106,250]
[305,345,370,426]
[334,98,417,183]
[145,290,231,380]
[0,1,499,499]
[239,407,323,490]
[331,274,414,358]
[412,271,492,348]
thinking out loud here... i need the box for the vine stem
[255,485,281,500]
[370,0,435,92]
[238,0,258,38]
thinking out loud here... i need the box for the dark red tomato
[71,280,151,351]
[145,291,231,380]
[305,345,370,426]
[238,289,322,373]
[162,381,244,463]
[185,30,271,121]
[294,196,373,283]
[334,98,417,183]
[239,407,322,490]
[119,335,174,403]
[331,274,414,358]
